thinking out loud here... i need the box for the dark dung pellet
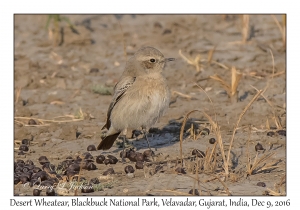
[81,184,95,193]
[90,177,100,184]
[38,156,49,165]
[209,138,216,144]
[103,168,115,175]
[257,182,266,187]
[124,165,135,174]
[68,164,80,172]
[28,119,37,125]
[175,167,186,174]
[19,144,29,152]
[22,139,30,145]
[143,150,155,157]
[46,188,55,196]
[87,145,96,151]
[192,149,205,158]
[33,189,41,196]
[277,130,286,136]
[135,161,144,169]
[107,155,118,164]
[188,189,200,195]
[200,128,210,136]
[135,153,144,162]
[255,143,264,151]
[87,162,97,170]
[96,155,105,164]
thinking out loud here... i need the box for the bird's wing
[101,76,136,130]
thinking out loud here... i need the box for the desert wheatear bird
[97,46,174,151]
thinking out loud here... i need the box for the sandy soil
[14,14,286,196]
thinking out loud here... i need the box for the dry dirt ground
[14,14,286,196]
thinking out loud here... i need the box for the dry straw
[271,15,286,48]
[179,83,263,178]
[210,66,242,103]
[241,15,249,43]
[179,48,229,72]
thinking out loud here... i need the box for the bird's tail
[97,132,121,150]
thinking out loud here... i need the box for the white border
[2,0,299,209]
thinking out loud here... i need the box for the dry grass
[172,90,192,100]
[265,174,286,196]
[246,151,279,175]
[179,50,202,72]
[245,126,280,176]
[179,110,199,166]
[15,87,22,104]
[250,49,284,130]
[205,144,218,170]
[226,89,263,167]
[179,48,229,72]
[210,67,242,103]
[207,46,216,65]
[179,82,263,178]
[14,108,85,126]
[241,15,250,43]
[271,15,286,48]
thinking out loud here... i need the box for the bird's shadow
[109,117,208,153]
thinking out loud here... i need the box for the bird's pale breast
[110,72,170,131]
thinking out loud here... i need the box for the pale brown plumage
[97,46,174,150]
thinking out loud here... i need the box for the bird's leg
[121,135,126,163]
[142,128,155,161]
[142,128,151,149]
[121,129,127,163]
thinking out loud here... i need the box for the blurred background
[14,14,286,121]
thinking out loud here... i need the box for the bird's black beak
[165,58,175,62]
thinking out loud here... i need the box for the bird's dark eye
[150,58,156,63]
